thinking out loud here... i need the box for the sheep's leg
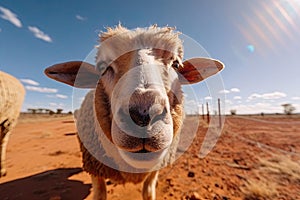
[0,132,10,177]
[91,175,107,200]
[0,120,10,177]
[142,171,159,200]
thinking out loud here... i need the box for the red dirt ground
[0,114,299,200]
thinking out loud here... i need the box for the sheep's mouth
[118,147,169,169]
[133,148,151,154]
[111,114,173,154]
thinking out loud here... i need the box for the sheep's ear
[44,61,100,88]
[178,58,224,85]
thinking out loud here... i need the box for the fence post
[202,104,204,120]
[218,98,221,128]
[206,102,210,123]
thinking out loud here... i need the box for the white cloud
[0,6,22,28]
[225,99,233,105]
[293,103,300,112]
[184,99,203,114]
[248,93,261,100]
[292,97,300,100]
[262,92,286,99]
[28,26,52,42]
[49,102,57,106]
[248,91,286,100]
[218,88,240,94]
[49,102,65,109]
[20,79,39,86]
[230,88,240,93]
[25,86,57,93]
[76,14,87,21]
[185,99,197,105]
[205,96,212,100]
[219,89,230,94]
[47,94,68,99]
[233,96,242,100]
[55,94,68,99]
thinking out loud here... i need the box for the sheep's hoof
[0,170,7,177]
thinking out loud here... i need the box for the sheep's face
[44,25,224,169]
[94,47,184,167]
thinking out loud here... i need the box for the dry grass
[242,155,300,199]
[242,179,278,200]
[259,155,300,182]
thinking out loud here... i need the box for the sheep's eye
[96,62,106,74]
[172,60,180,70]
[96,62,114,76]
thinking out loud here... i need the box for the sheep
[0,71,25,177]
[44,25,224,200]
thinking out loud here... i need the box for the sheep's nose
[129,104,167,127]
[128,89,167,127]
[129,106,151,127]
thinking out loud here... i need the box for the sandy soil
[0,114,299,200]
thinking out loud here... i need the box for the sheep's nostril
[150,107,167,125]
[129,107,151,127]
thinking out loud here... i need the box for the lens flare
[247,44,255,53]
[237,0,300,54]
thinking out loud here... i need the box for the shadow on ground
[0,168,91,200]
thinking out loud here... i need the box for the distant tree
[68,111,73,115]
[281,103,296,115]
[37,108,44,113]
[49,110,55,115]
[56,109,63,114]
[44,109,54,114]
[28,108,36,114]
[230,109,237,115]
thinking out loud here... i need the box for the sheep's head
[45,25,224,169]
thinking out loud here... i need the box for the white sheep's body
[45,25,224,200]
[0,71,25,177]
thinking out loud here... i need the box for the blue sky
[1,0,300,114]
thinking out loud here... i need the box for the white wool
[0,71,25,177]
